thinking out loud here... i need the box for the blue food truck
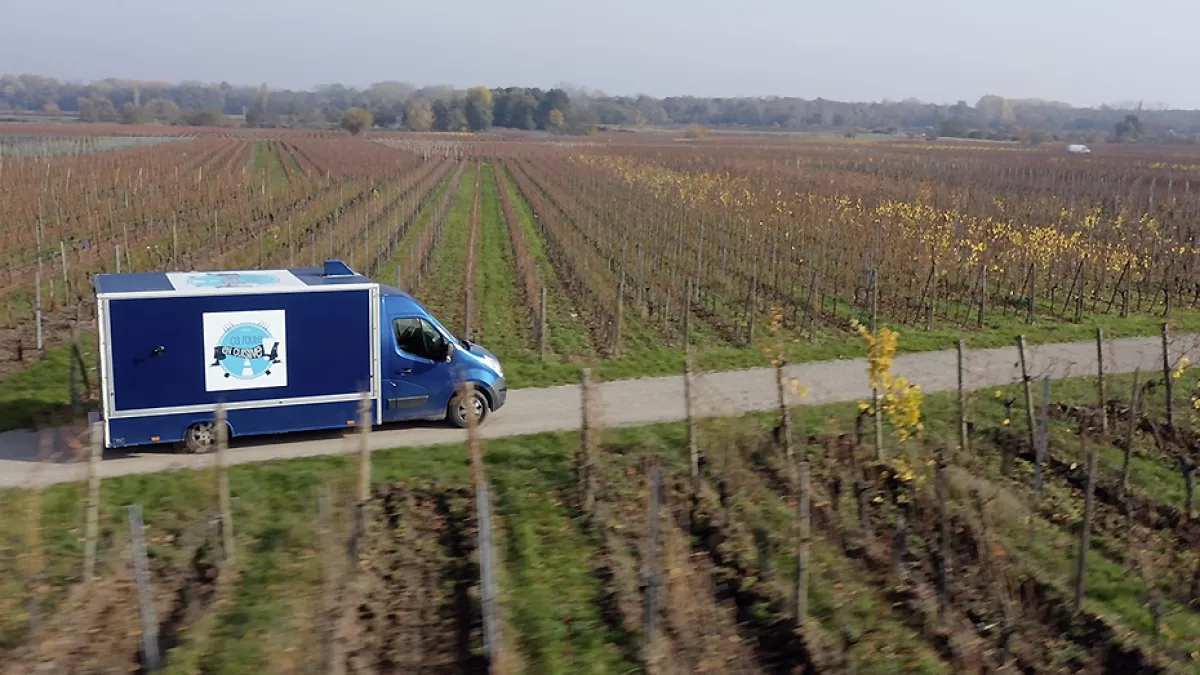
[93,260,506,451]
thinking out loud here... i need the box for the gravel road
[2,333,1197,488]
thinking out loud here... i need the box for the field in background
[2,127,1200,430]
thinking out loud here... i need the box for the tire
[184,421,219,453]
[447,389,489,429]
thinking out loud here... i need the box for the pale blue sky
[3,0,1196,107]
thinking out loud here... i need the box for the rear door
[382,316,448,421]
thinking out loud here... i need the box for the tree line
[2,73,1199,140]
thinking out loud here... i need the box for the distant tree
[447,105,469,132]
[145,99,182,124]
[405,99,433,131]
[432,100,452,131]
[1018,127,1048,145]
[684,123,708,139]
[77,97,98,122]
[1115,114,1143,142]
[364,81,414,113]
[341,107,373,135]
[244,106,263,127]
[499,90,539,130]
[81,97,119,123]
[184,109,226,127]
[465,86,494,131]
[647,106,670,126]
[120,102,151,125]
[17,72,1200,139]
[429,98,469,131]
[547,109,565,129]
[937,116,970,138]
[538,88,570,129]
[372,104,401,128]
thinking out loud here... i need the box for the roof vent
[323,260,355,277]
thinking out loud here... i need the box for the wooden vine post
[580,369,597,515]
[1096,328,1107,437]
[83,421,103,584]
[643,464,663,670]
[869,270,884,458]
[612,271,624,357]
[958,339,969,455]
[1074,440,1097,615]
[539,285,548,360]
[795,461,811,628]
[1162,323,1174,428]
[1017,336,1036,475]
[215,404,235,566]
[1120,369,1141,498]
[685,354,699,478]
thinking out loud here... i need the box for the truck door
[383,316,449,422]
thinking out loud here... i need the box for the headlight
[482,355,503,378]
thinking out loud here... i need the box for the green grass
[489,435,638,674]
[475,163,532,359]
[251,142,292,193]
[0,342,98,432]
[413,164,477,335]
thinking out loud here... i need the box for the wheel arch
[445,379,495,408]
[183,415,236,440]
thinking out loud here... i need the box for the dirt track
[2,333,1197,488]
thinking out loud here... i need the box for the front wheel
[447,390,489,429]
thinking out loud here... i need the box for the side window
[393,318,447,361]
[422,320,448,357]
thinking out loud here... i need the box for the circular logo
[188,273,282,289]
[212,323,279,380]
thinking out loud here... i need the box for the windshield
[424,312,467,348]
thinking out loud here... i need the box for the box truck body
[94,261,506,451]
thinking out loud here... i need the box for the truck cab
[379,286,506,427]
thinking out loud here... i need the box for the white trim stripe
[107,393,370,420]
[97,282,378,301]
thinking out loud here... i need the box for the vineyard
[2,126,1200,671]
[3,128,1200,430]
[2,359,1199,673]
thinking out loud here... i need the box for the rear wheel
[184,421,219,453]
[447,390,489,428]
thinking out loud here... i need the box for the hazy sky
[4,0,1197,107]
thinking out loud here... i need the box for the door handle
[395,369,412,375]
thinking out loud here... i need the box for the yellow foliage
[852,320,923,442]
[1172,356,1189,380]
[789,378,809,399]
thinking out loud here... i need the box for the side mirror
[444,342,456,363]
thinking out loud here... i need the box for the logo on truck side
[187,273,283,289]
[202,310,288,392]
[166,270,307,295]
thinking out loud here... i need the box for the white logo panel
[168,270,306,294]
[203,310,288,392]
